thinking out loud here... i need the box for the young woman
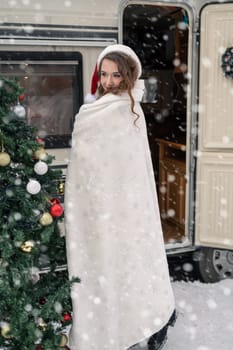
[65,44,176,350]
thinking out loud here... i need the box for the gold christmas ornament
[37,318,47,331]
[0,151,11,166]
[0,137,11,166]
[1,322,11,339]
[58,181,65,195]
[20,240,35,253]
[39,212,53,226]
[34,148,47,161]
[60,334,68,347]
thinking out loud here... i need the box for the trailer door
[196,3,233,249]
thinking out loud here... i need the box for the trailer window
[0,52,82,148]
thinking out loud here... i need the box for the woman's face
[100,58,123,92]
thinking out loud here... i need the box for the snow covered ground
[134,279,233,350]
[165,279,233,350]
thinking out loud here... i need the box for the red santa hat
[84,44,142,103]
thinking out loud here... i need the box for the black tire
[194,247,233,283]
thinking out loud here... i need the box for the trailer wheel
[195,247,233,283]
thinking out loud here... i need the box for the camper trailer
[0,0,233,282]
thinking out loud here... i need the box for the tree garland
[221,47,233,78]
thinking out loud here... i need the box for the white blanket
[64,80,175,350]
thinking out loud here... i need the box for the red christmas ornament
[50,197,60,205]
[35,345,42,350]
[63,312,72,322]
[50,203,64,218]
[19,93,25,102]
[39,296,46,305]
[36,137,45,145]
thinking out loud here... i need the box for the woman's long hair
[97,52,140,125]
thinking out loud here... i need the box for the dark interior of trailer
[123,4,189,244]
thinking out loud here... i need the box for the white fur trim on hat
[97,44,142,78]
[84,92,97,104]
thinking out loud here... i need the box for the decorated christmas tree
[0,76,79,349]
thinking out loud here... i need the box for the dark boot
[147,310,177,350]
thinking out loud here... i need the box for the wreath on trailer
[221,47,233,78]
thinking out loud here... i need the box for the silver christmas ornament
[13,103,26,118]
[34,160,48,175]
[26,179,41,195]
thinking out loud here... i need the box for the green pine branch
[0,76,79,349]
